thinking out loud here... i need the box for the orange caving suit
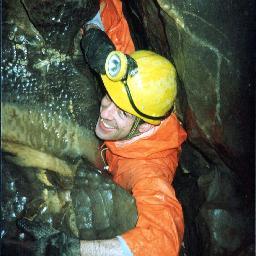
[100,0,135,54]
[105,114,187,256]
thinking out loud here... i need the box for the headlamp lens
[105,51,128,81]
[107,54,121,77]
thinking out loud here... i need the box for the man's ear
[138,123,155,133]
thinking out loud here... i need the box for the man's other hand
[81,28,115,74]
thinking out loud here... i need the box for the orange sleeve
[121,175,184,256]
[100,0,135,54]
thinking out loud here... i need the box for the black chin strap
[123,116,144,140]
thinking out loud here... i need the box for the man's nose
[101,102,116,119]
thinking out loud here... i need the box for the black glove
[14,218,80,256]
[81,27,115,74]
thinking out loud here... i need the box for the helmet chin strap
[123,116,144,140]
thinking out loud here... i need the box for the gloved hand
[81,27,115,74]
[15,218,80,256]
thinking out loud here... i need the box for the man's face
[95,94,136,141]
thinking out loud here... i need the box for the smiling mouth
[100,118,115,129]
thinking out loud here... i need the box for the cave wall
[134,0,254,174]
[124,0,255,255]
[1,0,138,252]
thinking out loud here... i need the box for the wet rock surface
[1,0,137,253]
[174,143,253,255]
[3,0,100,129]
[1,160,137,242]
[20,0,99,53]
[2,0,102,167]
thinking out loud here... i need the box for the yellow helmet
[101,50,177,125]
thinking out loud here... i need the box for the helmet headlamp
[105,51,128,81]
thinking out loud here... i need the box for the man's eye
[120,110,127,118]
[105,94,111,101]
